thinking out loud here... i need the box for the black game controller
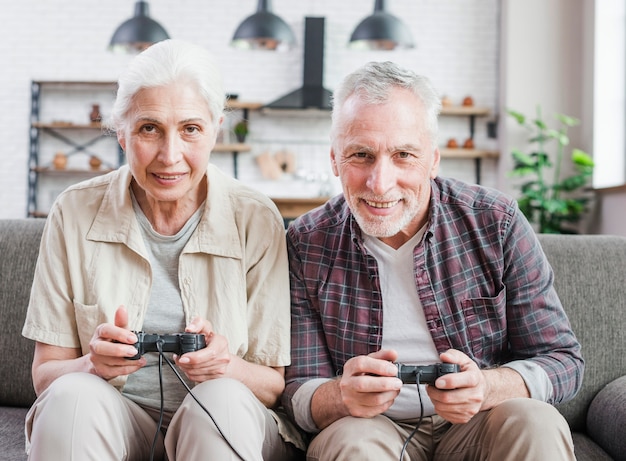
[396,363,461,385]
[127,331,206,360]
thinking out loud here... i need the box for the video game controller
[395,363,461,385]
[127,331,206,360]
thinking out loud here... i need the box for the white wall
[500,0,589,192]
[500,0,626,236]
[3,0,622,236]
[0,0,500,218]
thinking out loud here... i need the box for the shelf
[226,101,263,111]
[441,106,490,116]
[440,148,499,159]
[32,80,117,89]
[30,167,114,175]
[212,143,251,153]
[32,121,108,130]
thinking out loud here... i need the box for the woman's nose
[158,133,183,165]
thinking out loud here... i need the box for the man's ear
[330,147,339,177]
[430,147,441,178]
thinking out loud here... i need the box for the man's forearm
[311,379,350,430]
[481,367,530,410]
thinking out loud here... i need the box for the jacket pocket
[73,300,105,355]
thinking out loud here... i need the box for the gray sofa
[1,218,625,460]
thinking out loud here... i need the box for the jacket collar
[87,164,242,260]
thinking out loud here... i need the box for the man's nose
[366,158,395,195]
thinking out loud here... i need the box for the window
[593,0,626,188]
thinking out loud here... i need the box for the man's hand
[87,305,146,380]
[311,349,403,429]
[426,349,530,424]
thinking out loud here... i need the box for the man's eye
[185,126,200,134]
[140,124,156,133]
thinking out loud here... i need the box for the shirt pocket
[73,300,106,355]
[461,286,507,365]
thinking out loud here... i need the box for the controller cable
[145,340,248,461]
[399,370,425,461]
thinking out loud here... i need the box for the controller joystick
[127,331,206,360]
[395,363,460,385]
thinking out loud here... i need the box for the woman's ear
[117,131,126,152]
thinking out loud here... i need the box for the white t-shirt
[363,228,441,420]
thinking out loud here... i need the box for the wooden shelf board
[441,106,490,116]
[439,148,499,159]
[212,143,251,153]
[33,122,107,129]
[31,167,114,175]
[226,101,264,111]
[271,197,329,218]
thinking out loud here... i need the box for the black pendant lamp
[109,1,170,53]
[349,0,415,50]
[231,0,295,51]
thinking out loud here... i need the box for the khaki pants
[307,398,575,461]
[25,372,296,461]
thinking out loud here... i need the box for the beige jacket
[22,164,291,389]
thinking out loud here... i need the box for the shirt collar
[87,164,242,260]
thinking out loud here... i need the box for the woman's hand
[174,317,231,383]
[87,306,146,381]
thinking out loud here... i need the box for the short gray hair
[108,39,225,133]
[331,61,442,148]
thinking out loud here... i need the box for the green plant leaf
[533,118,547,130]
[507,110,526,125]
[572,148,594,167]
[511,149,535,166]
[556,113,580,127]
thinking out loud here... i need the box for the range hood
[264,17,332,110]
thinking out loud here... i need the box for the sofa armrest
[587,375,626,461]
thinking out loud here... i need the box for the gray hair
[331,61,442,148]
[108,39,225,133]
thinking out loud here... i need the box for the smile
[364,199,400,209]
[153,173,184,180]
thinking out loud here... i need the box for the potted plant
[233,120,249,143]
[508,106,595,234]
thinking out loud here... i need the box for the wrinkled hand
[338,349,403,418]
[426,349,486,424]
[88,305,146,380]
[174,317,231,383]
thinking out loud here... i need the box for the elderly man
[282,61,583,461]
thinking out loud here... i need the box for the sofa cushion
[571,432,613,461]
[0,407,28,461]
[0,219,45,407]
[538,234,626,431]
[587,376,626,461]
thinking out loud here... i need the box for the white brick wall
[0,0,499,218]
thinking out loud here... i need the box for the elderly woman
[22,40,297,461]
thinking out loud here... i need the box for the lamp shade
[109,1,170,53]
[231,0,295,51]
[349,0,414,50]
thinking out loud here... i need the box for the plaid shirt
[282,176,583,423]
